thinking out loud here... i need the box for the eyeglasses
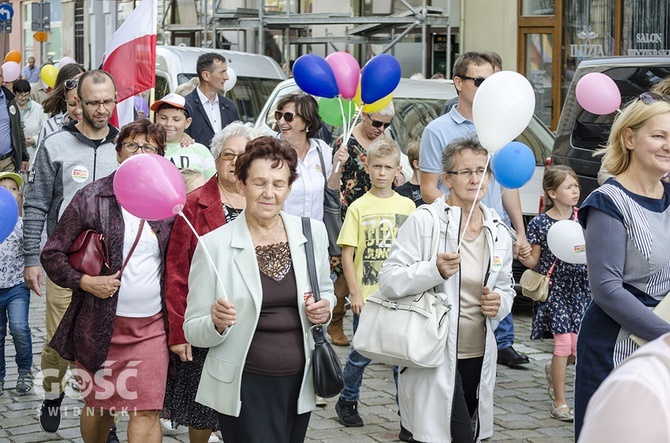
[219,151,240,161]
[457,75,486,87]
[121,141,159,154]
[64,78,79,90]
[367,115,391,129]
[639,92,670,105]
[274,110,299,122]
[447,168,488,178]
[80,98,116,109]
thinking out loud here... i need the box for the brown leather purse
[67,230,110,276]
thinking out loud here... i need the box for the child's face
[156,108,192,143]
[0,178,20,203]
[548,175,581,208]
[365,155,401,190]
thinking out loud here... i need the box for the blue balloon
[360,54,402,104]
[293,54,339,99]
[491,142,536,189]
[0,186,18,244]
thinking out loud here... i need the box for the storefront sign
[569,44,604,58]
[628,33,668,55]
[635,33,663,44]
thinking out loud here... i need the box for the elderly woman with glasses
[12,79,47,158]
[274,92,347,221]
[574,92,670,439]
[163,121,257,443]
[35,63,86,151]
[378,134,515,442]
[41,119,173,443]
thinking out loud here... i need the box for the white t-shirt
[282,138,332,221]
[116,208,162,317]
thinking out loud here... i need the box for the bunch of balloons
[2,50,22,83]
[293,52,401,127]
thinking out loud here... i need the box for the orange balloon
[4,50,21,64]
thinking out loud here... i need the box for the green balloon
[318,97,354,126]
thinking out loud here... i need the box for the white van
[155,46,287,123]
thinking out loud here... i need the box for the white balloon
[547,220,587,265]
[223,67,237,92]
[58,56,77,69]
[472,71,536,153]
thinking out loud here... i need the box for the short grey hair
[372,101,395,118]
[441,134,490,174]
[210,121,257,158]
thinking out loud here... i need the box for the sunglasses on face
[64,78,79,90]
[639,92,670,105]
[367,115,391,129]
[275,110,299,123]
[457,75,486,87]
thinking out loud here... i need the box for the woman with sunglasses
[574,92,670,439]
[327,102,396,347]
[34,63,86,153]
[274,92,347,222]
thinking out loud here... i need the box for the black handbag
[315,143,344,256]
[301,217,344,398]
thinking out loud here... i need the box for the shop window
[521,0,555,15]
[622,0,669,55]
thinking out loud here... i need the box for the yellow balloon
[353,81,363,107]
[40,65,58,88]
[362,93,393,113]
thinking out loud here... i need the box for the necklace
[219,182,242,213]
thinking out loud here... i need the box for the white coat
[378,197,515,442]
[183,211,335,417]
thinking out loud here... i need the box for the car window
[518,117,555,166]
[391,98,443,153]
[571,65,670,152]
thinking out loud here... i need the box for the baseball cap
[151,92,192,118]
[0,171,23,188]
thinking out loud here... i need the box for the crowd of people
[0,49,669,443]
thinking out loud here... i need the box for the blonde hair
[651,77,670,96]
[180,169,206,193]
[542,165,579,212]
[599,98,670,176]
[366,136,401,166]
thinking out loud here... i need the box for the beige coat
[183,211,335,417]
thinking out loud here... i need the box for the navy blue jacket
[184,89,240,148]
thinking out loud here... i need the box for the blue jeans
[0,282,33,380]
[494,312,515,351]
[340,313,372,402]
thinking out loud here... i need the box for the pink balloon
[325,52,360,99]
[2,62,20,82]
[113,154,186,221]
[575,72,621,115]
[58,56,77,69]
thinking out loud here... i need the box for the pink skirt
[76,312,168,411]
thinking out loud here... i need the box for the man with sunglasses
[419,51,531,371]
[23,69,120,435]
[185,52,240,147]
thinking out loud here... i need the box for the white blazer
[183,211,335,417]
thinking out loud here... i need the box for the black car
[551,56,670,201]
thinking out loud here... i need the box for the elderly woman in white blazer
[183,136,335,443]
[379,135,515,443]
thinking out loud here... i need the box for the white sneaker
[208,432,220,443]
[160,418,188,435]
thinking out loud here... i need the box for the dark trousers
[450,357,484,443]
[218,371,311,443]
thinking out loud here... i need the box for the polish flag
[102,0,157,128]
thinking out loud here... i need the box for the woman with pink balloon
[573,91,670,439]
[41,119,175,443]
[517,165,591,422]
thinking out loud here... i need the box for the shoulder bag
[352,204,452,369]
[301,217,345,398]
[67,220,145,277]
[315,142,344,257]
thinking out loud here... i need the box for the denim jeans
[0,282,33,380]
[494,312,515,351]
[340,313,372,402]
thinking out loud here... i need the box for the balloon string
[178,210,228,301]
[341,106,362,149]
[457,154,491,252]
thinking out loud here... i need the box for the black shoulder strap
[301,216,321,302]
[314,142,327,182]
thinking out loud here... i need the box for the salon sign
[628,33,669,55]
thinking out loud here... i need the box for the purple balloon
[360,54,401,104]
[133,95,149,115]
[293,54,339,99]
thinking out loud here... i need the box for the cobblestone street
[0,293,574,442]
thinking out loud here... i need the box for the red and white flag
[102,0,157,128]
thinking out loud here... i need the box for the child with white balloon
[517,165,591,422]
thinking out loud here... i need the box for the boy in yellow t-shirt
[335,137,415,428]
